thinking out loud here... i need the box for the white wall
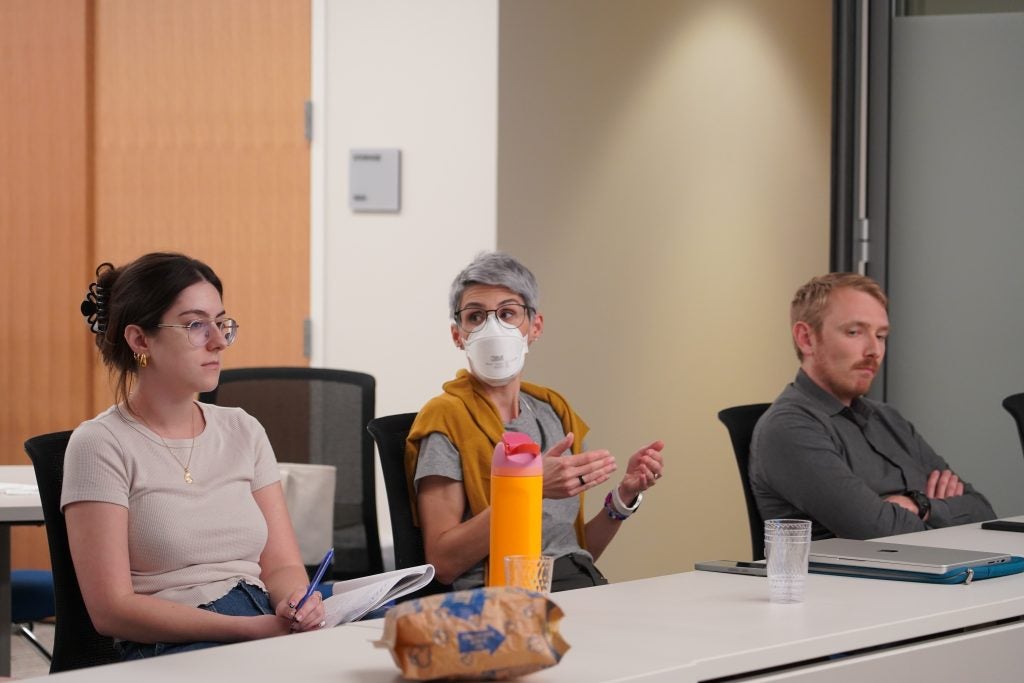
[314,0,499,566]
[314,0,499,417]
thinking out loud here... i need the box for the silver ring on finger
[578,474,586,487]
[319,620,326,629]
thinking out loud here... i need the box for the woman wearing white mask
[406,252,664,591]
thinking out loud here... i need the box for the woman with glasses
[63,252,326,659]
[406,251,665,591]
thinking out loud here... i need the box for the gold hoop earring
[134,352,148,368]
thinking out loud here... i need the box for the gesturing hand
[541,433,617,499]
[616,440,665,503]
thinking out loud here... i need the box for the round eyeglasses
[156,318,239,347]
[454,304,532,334]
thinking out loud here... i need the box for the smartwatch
[905,489,931,520]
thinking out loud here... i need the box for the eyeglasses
[156,318,239,347]
[454,303,532,333]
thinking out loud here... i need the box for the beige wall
[498,0,832,581]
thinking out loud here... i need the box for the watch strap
[905,489,930,519]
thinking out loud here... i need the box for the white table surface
[0,465,43,523]
[41,516,1024,682]
[0,464,45,676]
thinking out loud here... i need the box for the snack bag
[375,586,570,680]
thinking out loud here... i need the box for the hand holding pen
[288,548,333,631]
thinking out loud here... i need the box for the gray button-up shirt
[749,369,996,540]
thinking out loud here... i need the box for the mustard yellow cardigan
[405,369,590,546]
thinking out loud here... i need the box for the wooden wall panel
[0,0,92,567]
[2,0,310,569]
[91,0,311,409]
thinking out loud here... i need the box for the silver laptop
[808,538,1012,575]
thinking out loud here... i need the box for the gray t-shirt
[414,393,591,590]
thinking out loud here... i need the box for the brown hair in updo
[81,252,222,409]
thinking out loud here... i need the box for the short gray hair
[448,251,540,319]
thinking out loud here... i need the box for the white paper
[323,564,435,627]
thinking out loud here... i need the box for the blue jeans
[116,581,274,660]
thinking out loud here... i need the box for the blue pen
[295,548,334,613]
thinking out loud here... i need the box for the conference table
[40,515,1024,682]
[0,465,45,677]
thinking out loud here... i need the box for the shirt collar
[793,368,874,419]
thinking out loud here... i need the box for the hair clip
[80,281,108,333]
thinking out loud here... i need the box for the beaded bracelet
[604,489,643,521]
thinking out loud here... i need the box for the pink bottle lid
[491,431,542,477]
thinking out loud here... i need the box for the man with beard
[749,273,995,540]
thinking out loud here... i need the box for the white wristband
[611,486,642,517]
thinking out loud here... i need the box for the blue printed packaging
[375,586,569,680]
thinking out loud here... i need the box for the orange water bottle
[488,431,543,586]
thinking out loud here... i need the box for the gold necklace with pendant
[140,404,197,484]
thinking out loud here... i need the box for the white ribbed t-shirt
[61,402,281,606]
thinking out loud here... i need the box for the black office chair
[717,403,772,561]
[24,431,119,672]
[200,367,383,581]
[11,568,55,661]
[366,413,447,600]
[1001,393,1024,457]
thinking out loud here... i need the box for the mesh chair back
[367,413,447,599]
[200,367,382,580]
[717,403,772,561]
[1002,393,1024,457]
[24,431,120,672]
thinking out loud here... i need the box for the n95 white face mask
[464,314,529,387]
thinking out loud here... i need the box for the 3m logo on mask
[465,315,529,387]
